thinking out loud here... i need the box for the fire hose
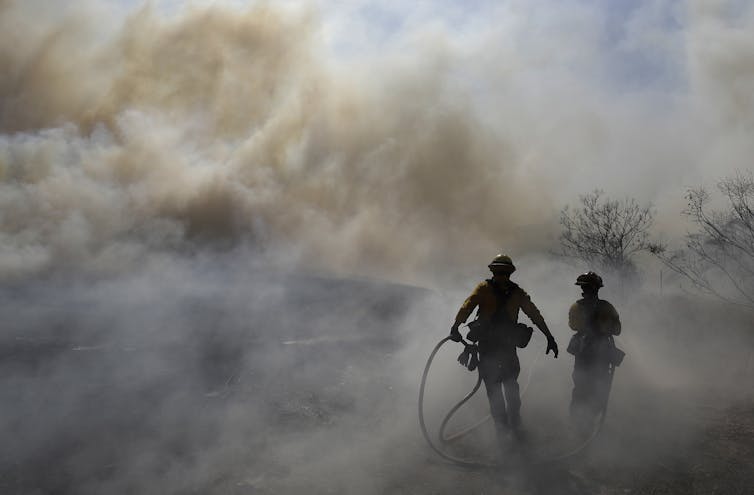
[438,340,542,445]
[418,336,616,468]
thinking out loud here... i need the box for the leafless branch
[652,173,754,310]
[559,190,654,278]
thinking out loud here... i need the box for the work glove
[468,350,479,371]
[457,347,471,368]
[457,344,478,371]
[449,323,462,342]
[546,335,559,358]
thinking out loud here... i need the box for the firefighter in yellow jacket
[567,271,621,433]
[450,254,558,440]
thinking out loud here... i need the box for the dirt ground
[2,350,753,495]
[603,400,754,495]
[372,385,754,495]
[1,276,752,494]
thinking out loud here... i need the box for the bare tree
[559,190,655,279]
[649,173,754,309]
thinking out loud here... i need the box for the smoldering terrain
[0,258,428,494]
[1,1,754,494]
[1,257,753,495]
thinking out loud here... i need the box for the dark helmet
[488,254,516,273]
[575,271,603,288]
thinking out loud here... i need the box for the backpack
[468,279,533,349]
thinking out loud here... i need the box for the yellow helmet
[488,254,516,273]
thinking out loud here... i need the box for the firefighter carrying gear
[567,272,623,434]
[450,256,558,443]
[421,266,620,465]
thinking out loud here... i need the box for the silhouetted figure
[451,254,558,444]
[567,271,621,434]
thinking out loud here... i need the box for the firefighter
[450,254,558,442]
[567,271,621,434]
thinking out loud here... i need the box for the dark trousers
[479,346,521,430]
[570,353,611,429]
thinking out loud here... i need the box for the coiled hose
[418,337,497,468]
[418,336,614,467]
[438,342,542,445]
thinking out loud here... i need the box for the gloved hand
[457,347,471,367]
[457,344,478,371]
[449,323,462,342]
[546,335,559,358]
[468,351,479,371]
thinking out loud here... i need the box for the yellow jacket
[568,298,621,336]
[454,279,547,331]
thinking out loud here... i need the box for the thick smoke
[1,1,753,494]
[2,2,753,284]
[0,1,554,285]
